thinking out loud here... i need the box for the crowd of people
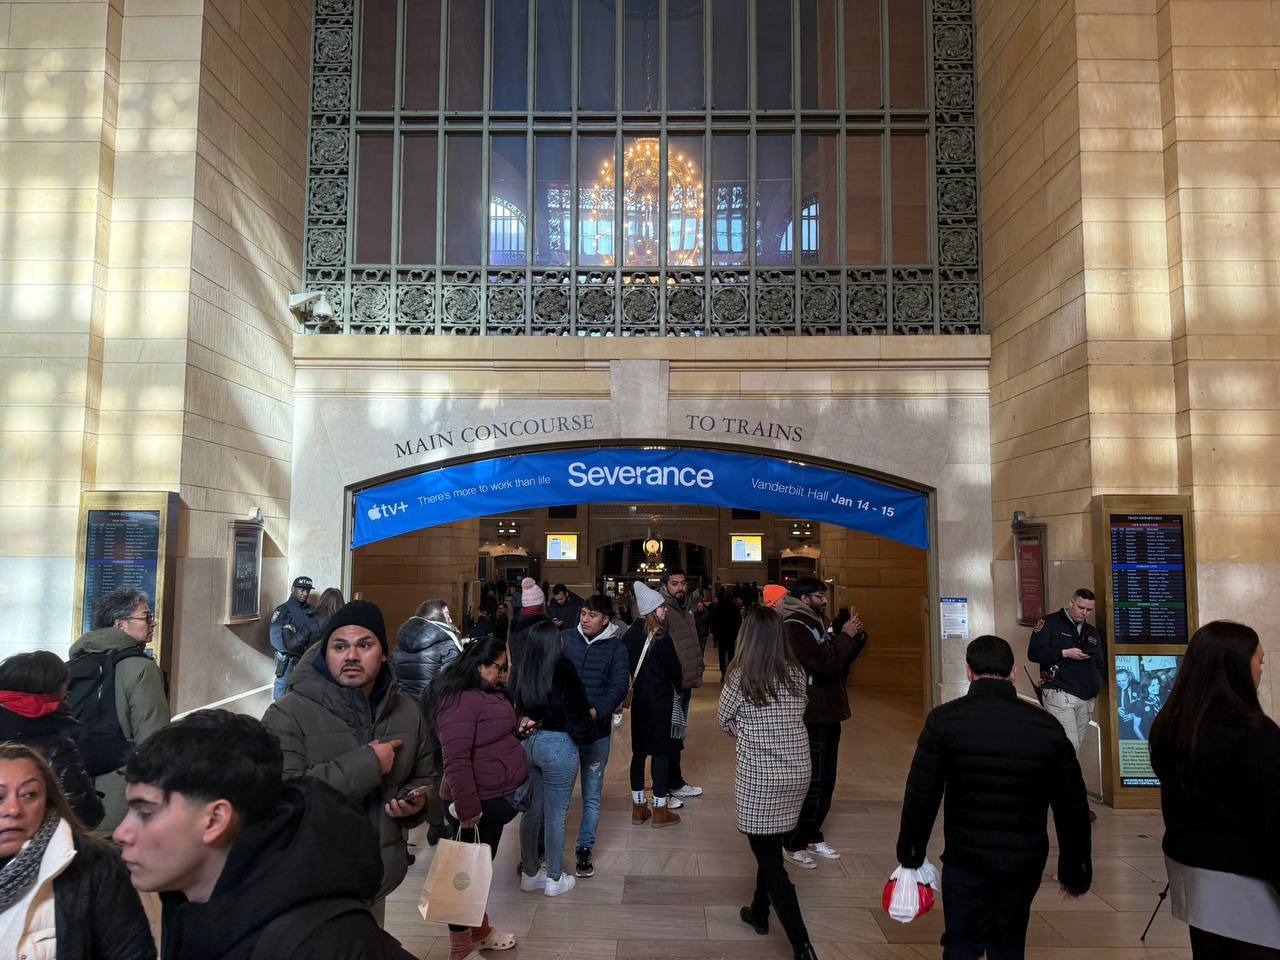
[0,578,1275,960]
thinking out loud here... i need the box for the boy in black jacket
[114,710,414,960]
[896,635,1091,959]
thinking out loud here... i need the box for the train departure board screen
[1108,514,1189,645]
[82,510,161,632]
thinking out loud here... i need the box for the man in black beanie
[263,600,433,924]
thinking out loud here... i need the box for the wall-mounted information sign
[227,521,264,624]
[74,492,179,670]
[1093,495,1196,809]
[1108,514,1189,645]
[1014,521,1047,626]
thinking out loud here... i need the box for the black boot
[739,906,768,935]
[793,944,818,960]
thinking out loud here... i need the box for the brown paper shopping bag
[418,830,493,928]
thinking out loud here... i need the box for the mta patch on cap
[292,576,314,590]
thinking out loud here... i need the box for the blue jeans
[520,730,578,880]
[271,659,298,701]
[576,734,611,849]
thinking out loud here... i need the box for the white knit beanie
[633,581,664,617]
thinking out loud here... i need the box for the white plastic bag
[883,859,940,924]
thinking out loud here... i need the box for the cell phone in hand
[395,784,428,803]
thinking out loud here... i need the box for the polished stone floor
[386,676,1190,959]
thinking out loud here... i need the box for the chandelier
[593,138,704,267]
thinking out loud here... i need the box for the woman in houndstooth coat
[718,605,817,960]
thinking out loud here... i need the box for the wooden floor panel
[386,680,1188,959]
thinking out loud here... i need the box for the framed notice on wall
[227,521,264,624]
[1013,521,1047,626]
[74,492,179,670]
[1093,495,1197,809]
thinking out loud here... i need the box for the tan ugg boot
[632,800,651,824]
[651,804,681,828]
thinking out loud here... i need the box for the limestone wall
[0,0,306,717]
[980,0,1280,715]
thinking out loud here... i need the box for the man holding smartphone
[1028,589,1106,754]
[263,600,434,923]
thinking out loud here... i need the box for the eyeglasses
[124,614,156,625]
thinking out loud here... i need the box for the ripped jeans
[576,734,611,849]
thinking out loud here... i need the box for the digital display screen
[731,535,762,562]
[83,510,161,632]
[1108,514,1189,644]
[546,534,578,561]
[1115,654,1182,787]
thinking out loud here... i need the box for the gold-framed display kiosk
[1092,494,1198,808]
[226,519,265,625]
[73,491,180,671]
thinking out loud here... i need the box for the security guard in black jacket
[269,576,320,700]
[1027,588,1106,753]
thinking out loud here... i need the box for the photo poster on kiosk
[74,491,180,672]
[1092,495,1197,808]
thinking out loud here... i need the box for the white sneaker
[782,849,818,869]
[808,842,841,860]
[667,796,684,810]
[669,784,703,798]
[519,866,547,892]
[544,873,577,897]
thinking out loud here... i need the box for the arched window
[780,198,821,261]
[489,198,526,265]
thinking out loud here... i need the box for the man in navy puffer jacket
[560,595,630,879]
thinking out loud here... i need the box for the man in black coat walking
[896,635,1091,959]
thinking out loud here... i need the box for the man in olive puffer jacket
[262,601,433,912]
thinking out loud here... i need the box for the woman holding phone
[430,634,533,960]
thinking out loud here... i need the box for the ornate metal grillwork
[303,0,981,336]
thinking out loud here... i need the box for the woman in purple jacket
[430,634,532,960]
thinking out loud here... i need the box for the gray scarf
[0,813,59,912]
[670,687,687,741]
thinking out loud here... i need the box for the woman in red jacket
[429,634,532,960]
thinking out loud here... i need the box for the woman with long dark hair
[0,652,104,828]
[312,587,345,634]
[719,606,816,960]
[508,621,594,897]
[622,581,686,828]
[0,743,154,959]
[1150,620,1280,958]
[430,635,530,960]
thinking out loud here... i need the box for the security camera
[285,291,335,332]
[288,291,335,318]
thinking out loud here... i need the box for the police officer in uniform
[1028,588,1105,819]
[270,576,321,700]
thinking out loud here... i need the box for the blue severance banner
[354,448,929,551]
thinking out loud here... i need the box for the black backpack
[66,648,149,777]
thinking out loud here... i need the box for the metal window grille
[304,0,981,335]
